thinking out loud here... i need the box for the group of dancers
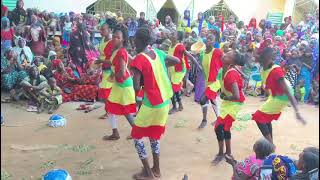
[95,21,306,179]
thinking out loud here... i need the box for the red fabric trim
[131,125,165,140]
[173,44,186,72]
[130,54,164,106]
[214,115,235,131]
[205,87,218,100]
[98,88,111,99]
[106,101,136,115]
[252,110,281,123]
[137,89,144,98]
[172,83,183,93]
[208,49,223,82]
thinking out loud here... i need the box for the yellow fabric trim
[134,103,169,127]
[220,100,243,120]
[99,70,113,89]
[108,78,136,105]
[140,52,173,102]
[259,95,288,114]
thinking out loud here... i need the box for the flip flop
[76,104,88,110]
[84,104,102,113]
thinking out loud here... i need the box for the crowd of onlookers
[1,1,319,111]
[1,0,319,179]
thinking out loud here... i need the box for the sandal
[76,104,88,110]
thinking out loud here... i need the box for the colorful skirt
[98,70,113,99]
[170,71,186,93]
[214,100,243,131]
[106,77,136,115]
[205,80,220,100]
[131,100,169,140]
[1,70,28,91]
[252,95,289,124]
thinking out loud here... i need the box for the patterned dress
[1,57,28,91]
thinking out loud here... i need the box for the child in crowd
[39,77,63,114]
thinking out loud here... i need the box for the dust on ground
[1,96,319,180]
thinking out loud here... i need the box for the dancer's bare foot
[198,120,207,129]
[102,134,120,141]
[211,154,225,165]
[151,167,161,178]
[133,169,156,180]
[169,108,178,115]
[126,135,133,140]
[178,105,184,111]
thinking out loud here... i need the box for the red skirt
[214,115,235,131]
[98,88,111,99]
[252,110,282,124]
[205,87,218,100]
[172,82,183,93]
[106,101,136,115]
[131,125,165,140]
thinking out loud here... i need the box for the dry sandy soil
[1,95,319,180]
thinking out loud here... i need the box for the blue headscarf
[184,10,191,27]
[311,39,319,77]
[198,13,205,33]
[265,20,272,29]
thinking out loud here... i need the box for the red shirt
[223,69,245,103]
[172,43,190,71]
[1,5,8,17]
[112,48,130,83]
[130,49,168,106]
[1,28,14,41]
[265,67,286,96]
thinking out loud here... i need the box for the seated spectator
[1,0,8,17]
[1,17,14,55]
[52,59,99,102]
[225,138,275,179]
[20,66,48,112]
[38,77,63,114]
[52,36,66,60]
[293,147,319,179]
[12,37,34,67]
[1,49,28,92]
[310,80,319,105]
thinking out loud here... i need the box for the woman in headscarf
[69,21,92,72]
[52,36,65,60]
[258,19,266,33]
[1,17,14,56]
[178,10,191,33]
[280,16,293,32]
[9,0,26,27]
[216,15,225,33]
[207,16,216,31]
[164,15,176,32]
[28,15,46,56]
[62,14,72,48]
[1,48,28,92]
[192,12,207,33]
[248,17,257,31]
[52,59,99,102]
[12,36,33,66]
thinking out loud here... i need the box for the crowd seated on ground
[1,0,319,114]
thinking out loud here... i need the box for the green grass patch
[1,170,11,180]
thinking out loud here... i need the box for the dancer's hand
[296,112,306,125]
[220,93,226,100]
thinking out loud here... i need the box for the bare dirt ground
[1,95,319,180]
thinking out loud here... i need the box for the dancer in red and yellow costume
[252,47,306,144]
[212,50,246,165]
[168,30,201,114]
[198,34,223,128]
[103,24,136,140]
[95,22,114,119]
[130,26,180,180]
